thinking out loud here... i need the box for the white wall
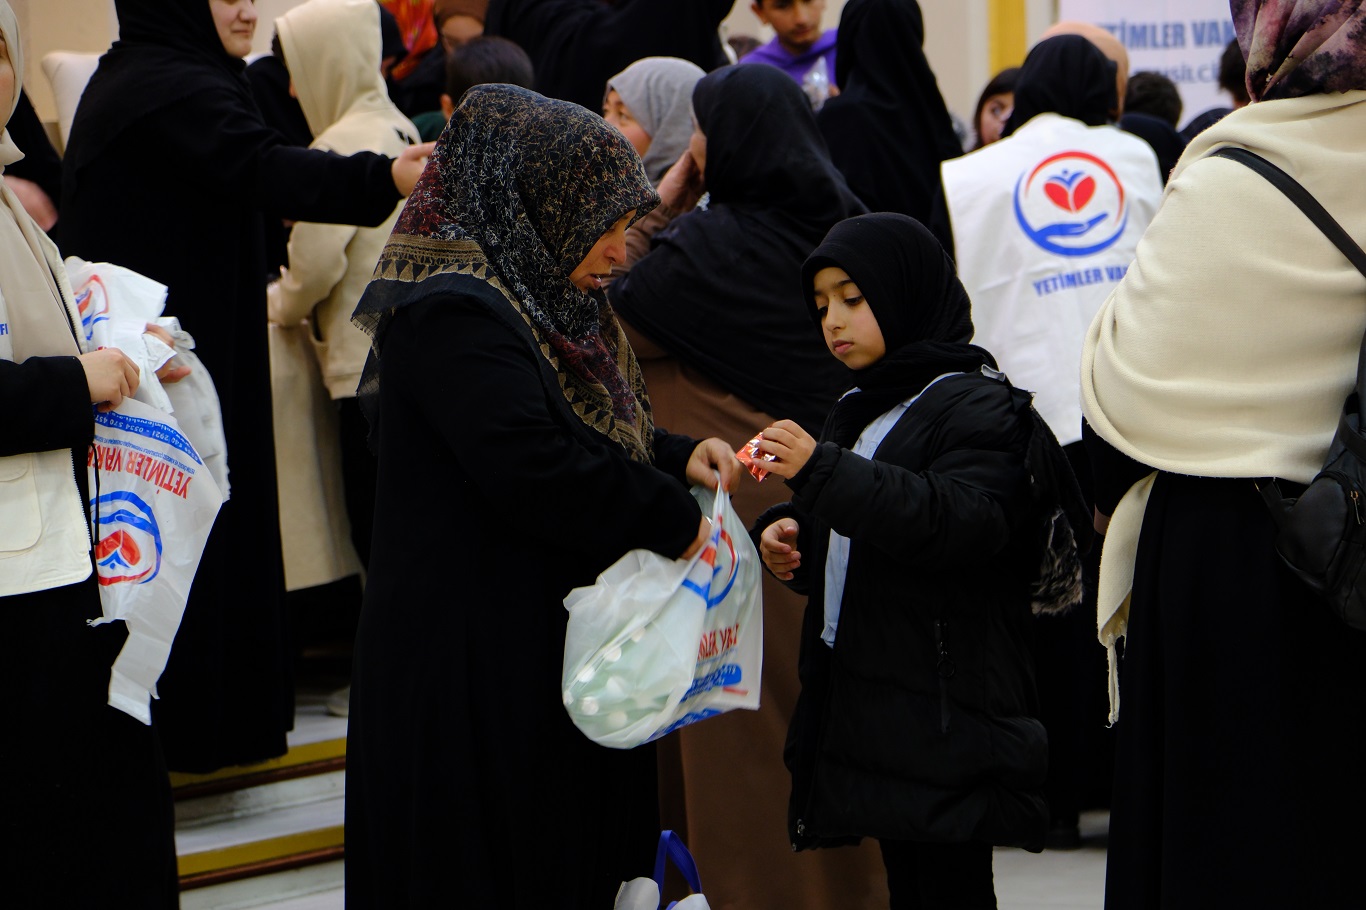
[16,0,1061,126]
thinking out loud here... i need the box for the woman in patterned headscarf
[344,83,740,909]
[1082,3,1366,907]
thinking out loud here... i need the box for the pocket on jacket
[0,454,43,553]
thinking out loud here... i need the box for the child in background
[739,0,837,105]
[752,212,1086,909]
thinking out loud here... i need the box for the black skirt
[1104,473,1366,909]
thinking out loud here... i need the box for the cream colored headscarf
[0,0,79,363]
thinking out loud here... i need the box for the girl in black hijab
[753,213,1083,910]
[59,0,429,774]
[610,63,865,435]
[816,0,963,223]
[345,83,739,909]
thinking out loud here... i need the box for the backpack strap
[1210,147,1366,278]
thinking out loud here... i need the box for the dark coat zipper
[935,619,955,733]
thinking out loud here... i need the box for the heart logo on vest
[1043,171,1096,213]
[1015,151,1129,257]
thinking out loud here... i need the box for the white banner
[1059,0,1237,130]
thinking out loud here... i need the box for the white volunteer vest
[942,113,1162,446]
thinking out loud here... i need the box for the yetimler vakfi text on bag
[1212,147,1366,630]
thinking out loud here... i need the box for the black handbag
[1211,147,1366,630]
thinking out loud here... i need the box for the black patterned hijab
[354,84,660,462]
[1232,0,1366,101]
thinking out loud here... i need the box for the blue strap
[652,830,703,900]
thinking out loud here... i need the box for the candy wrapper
[737,433,776,482]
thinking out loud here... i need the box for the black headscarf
[1003,35,1117,138]
[815,0,963,222]
[355,84,660,462]
[608,64,866,434]
[67,0,253,173]
[692,65,862,235]
[800,213,993,448]
[483,0,731,110]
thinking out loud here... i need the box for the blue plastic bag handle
[652,829,703,901]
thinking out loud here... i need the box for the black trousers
[879,839,996,910]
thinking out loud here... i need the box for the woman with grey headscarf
[1083,2,1366,906]
[604,56,706,185]
[602,56,706,283]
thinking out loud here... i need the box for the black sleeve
[788,384,1031,569]
[651,428,698,485]
[0,355,94,456]
[386,301,702,563]
[176,85,400,228]
[1083,420,1153,516]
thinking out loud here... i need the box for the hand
[760,518,801,580]
[754,420,816,480]
[144,323,191,383]
[1094,507,1111,536]
[4,175,57,231]
[391,142,436,196]
[685,437,744,492]
[656,149,705,214]
[80,348,139,412]
[680,515,711,560]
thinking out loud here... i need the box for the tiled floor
[241,814,1109,909]
[995,810,1108,909]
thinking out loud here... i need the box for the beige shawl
[0,0,79,363]
[1081,90,1366,720]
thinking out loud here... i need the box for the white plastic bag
[87,398,223,724]
[615,830,712,910]
[66,257,230,498]
[563,481,762,749]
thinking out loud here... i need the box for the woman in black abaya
[60,0,428,772]
[344,83,738,908]
[816,0,962,223]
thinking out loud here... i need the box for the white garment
[942,113,1162,446]
[269,0,417,400]
[822,373,961,646]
